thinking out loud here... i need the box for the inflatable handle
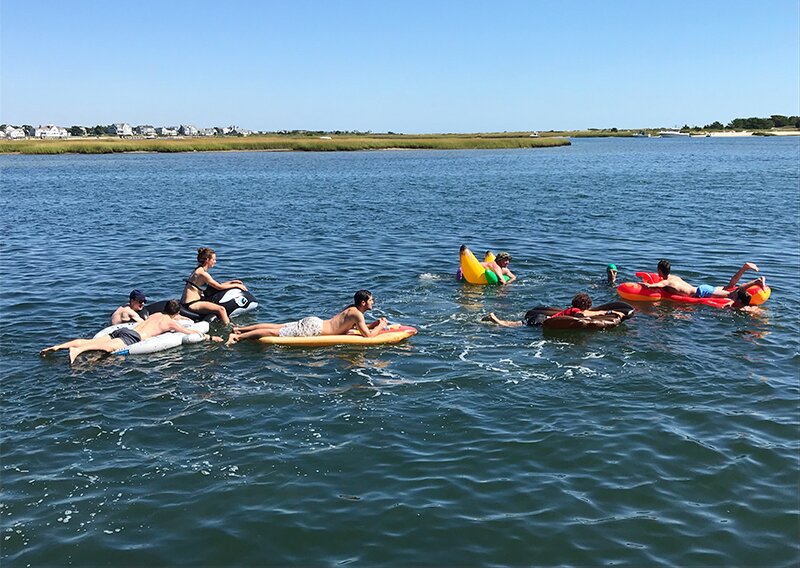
[636,272,662,284]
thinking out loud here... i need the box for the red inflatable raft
[617,272,771,308]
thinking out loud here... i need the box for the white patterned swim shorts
[278,316,324,337]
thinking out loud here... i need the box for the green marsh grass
[0,135,570,155]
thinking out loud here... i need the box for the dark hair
[164,299,182,315]
[197,247,216,266]
[353,290,372,306]
[736,287,752,306]
[571,292,593,311]
[657,259,671,277]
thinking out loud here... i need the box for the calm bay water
[2,138,799,566]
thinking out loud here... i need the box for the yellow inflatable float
[257,324,417,347]
[458,245,509,285]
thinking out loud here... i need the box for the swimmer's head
[571,292,592,310]
[495,252,512,264]
[607,263,617,273]
[197,247,216,266]
[657,259,671,277]
[353,290,373,308]
[735,287,752,306]
[164,299,182,315]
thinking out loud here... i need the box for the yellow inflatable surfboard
[258,324,417,347]
[459,245,507,285]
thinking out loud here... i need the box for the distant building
[230,127,253,136]
[198,128,216,136]
[1,125,26,139]
[179,124,198,136]
[134,125,157,137]
[34,124,69,138]
[155,126,178,136]
[109,123,133,137]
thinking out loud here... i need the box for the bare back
[323,306,368,336]
[133,313,194,340]
[661,274,696,296]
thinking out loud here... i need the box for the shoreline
[0,135,572,155]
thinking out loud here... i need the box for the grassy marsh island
[0,133,570,155]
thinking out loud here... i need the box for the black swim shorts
[109,328,142,346]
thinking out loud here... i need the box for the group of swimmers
[483,258,765,328]
[39,246,767,365]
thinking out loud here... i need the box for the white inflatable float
[93,320,210,355]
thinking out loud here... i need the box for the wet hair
[495,252,512,262]
[736,287,752,306]
[657,259,671,277]
[197,247,216,266]
[353,290,372,306]
[571,292,593,311]
[164,299,182,315]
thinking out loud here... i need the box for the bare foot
[745,262,759,272]
[209,336,223,343]
[68,347,80,366]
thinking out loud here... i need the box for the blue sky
[2,0,798,133]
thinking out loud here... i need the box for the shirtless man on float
[41,300,221,365]
[226,290,387,345]
[643,260,765,308]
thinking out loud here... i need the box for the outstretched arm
[355,313,388,337]
[481,313,523,327]
[168,320,202,336]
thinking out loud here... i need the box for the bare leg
[226,326,285,345]
[725,262,759,289]
[232,322,283,333]
[481,313,523,328]
[41,338,94,356]
[67,337,126,365]
[189,301,231,325]
[713,276,766,298]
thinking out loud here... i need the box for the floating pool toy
[148,288,258,323]
[93,320,210,355]
[524,301,635,331]
[459,245,508,285]
[617,272,770,308]
[257,323,417,347]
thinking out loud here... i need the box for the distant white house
[34,124,69,138]
[179,124,199,136]
[198,128,216,136]
[230,127,253,136]
[1,125,26,139]
[109,123,133,137]
[134,125,157,137]
[156,126,178,136]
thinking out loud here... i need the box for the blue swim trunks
[694,284,716,298]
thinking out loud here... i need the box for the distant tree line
[697,115,800,131]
